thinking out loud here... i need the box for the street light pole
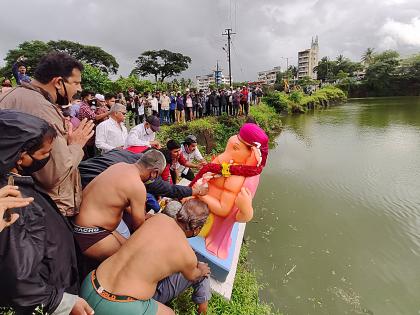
[223,28,236,87]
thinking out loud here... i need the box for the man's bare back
[96,214,201,300]
[76,162,146,229]
[74,162,146,260]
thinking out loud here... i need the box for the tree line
[273,48,420,97]
[0,40,192,93]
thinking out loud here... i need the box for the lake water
[246,97,420,315]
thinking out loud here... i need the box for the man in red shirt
[160,140,201,184]
[240,85,249,116]
[78,94,109,158]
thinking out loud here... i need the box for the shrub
[262,91,290,113]
[157,104,282,155]
[288,91,304,103]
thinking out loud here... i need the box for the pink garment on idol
[239,123,269,166]
[205,175,260,259]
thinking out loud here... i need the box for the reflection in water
[246,97,420,315]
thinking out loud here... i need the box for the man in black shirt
[0,110,93,315]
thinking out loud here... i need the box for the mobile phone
[3,176,14,222]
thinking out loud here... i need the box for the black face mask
[20,154,51,175]
[56,79,70,106]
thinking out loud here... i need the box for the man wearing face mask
[0,110,94,315]
[73,149,166,262]
[0,52,95,217]
[125,115,162,152]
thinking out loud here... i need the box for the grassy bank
[157,103,283,314]
[263,86,347,114]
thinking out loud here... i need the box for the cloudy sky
[1,0,419,81]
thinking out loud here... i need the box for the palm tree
[287,65,298,79]
[362,48,375,66]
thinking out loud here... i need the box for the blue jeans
[160,110,169,123]
[153,273,211,305]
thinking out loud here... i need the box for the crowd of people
[67,84,264,128]
[0,52,266,315]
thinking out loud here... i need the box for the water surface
[246,97,420,315]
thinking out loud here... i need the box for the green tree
[314,55,362,82]
[336,70,349,80]
[0,40,119,78]
[288,65,298,79]
[336,54,345,64]
[132,50,191,82]
[361,48,375,66]
[398,53,420,94]
[208,83,217,91]
[111,76,155,94]
[335,55,362,76]
[81,64,113,94]
[365,50,400,95]
[314,57,336,82]
[169,78,180,92]
[179,78,193,90]
[297,76,317,89]
[47,40,119,74]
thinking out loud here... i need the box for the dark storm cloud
[1,0,419,81]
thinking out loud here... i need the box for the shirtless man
[80,198,211,315]
[74,149,166,261]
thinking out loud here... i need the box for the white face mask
[129,92,135,97]
[146,127,154,135]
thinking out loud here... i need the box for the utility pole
[215,60,220,88]
[222,28,236,87]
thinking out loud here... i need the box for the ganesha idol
[189,123,269,262]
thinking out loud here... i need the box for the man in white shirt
[126,115,161,151]
[151,93,159,116]
[95,103,128,153]
[159,92,170,124]
[178,134,207,181]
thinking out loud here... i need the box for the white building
[298,37,319,80]
[196,72,230,90]
[257,66,282,85]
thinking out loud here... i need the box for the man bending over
[74,149,166,261]
[80,198,212,315]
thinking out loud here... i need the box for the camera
[88,99,97,109]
